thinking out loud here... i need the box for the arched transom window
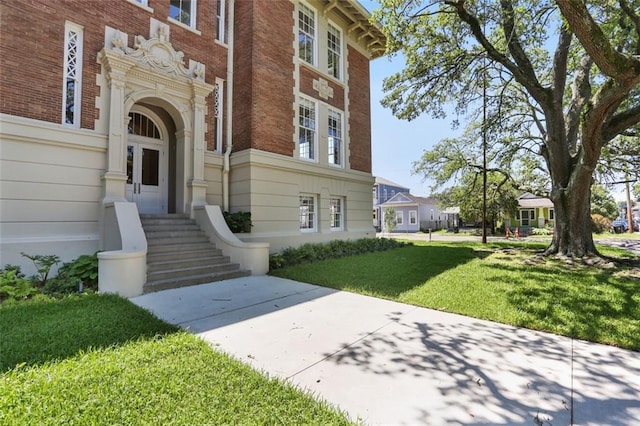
[128,112,161,139]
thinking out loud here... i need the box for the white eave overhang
[322,0,387,59]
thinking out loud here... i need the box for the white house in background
[373,176,410,230]
[379,193,444,232]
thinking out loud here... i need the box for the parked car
[611,218,639,233]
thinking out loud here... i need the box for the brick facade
[347,45,372,173]
[0,0,227,149]
[232,0,295,156]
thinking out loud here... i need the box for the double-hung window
[396,211,403,225]
[299,97,316,160]
[409,210,417,225]
[330,198,343,230]
[328,108,343,166]
[216,0,226,42]
[169,0,196,28]
[299,195,316,231]
[63,22,83,127]
[298,3,316,65]
[327,24,342,80]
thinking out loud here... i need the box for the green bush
[530,227,552,236]
[56,253,99,291]
[269,238,410,270]
[223,211,252,233]
[21,253,60,287]
[0,265,38,303]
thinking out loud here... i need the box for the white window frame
[430,209,434,221]
[298,96,317,161]
[396,211,404,225]
[327,23,342,80]
[213,78,224,153]
[62,21,83,128]
[327,108,343,167]
[169,0,197,28]
[330,197,343,231]
[299,195,317,232]
[409,210,417,225]
[298,2,317,66]
[216,0,226,43]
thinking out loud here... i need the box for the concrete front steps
[140,214,250,293]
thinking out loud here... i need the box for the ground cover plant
[271,241,640,350]
[0,294,352,425]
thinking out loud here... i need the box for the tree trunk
[545,170,598,257]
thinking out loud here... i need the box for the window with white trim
[299,195,317,231]
[395,211,403,225]
[63,22,83,127]
[216,0,226,42]
[213,78,224,152]
[298,2,316,66]
[328,108,343,166]
[327,23,342,80]
[409,210,417,225]
[330,198,343,230]
[299,97,317,160]
[169,0,196,27]
[430,209,434,220]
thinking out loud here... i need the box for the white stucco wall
[0,114,106,274]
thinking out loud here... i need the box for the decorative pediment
[106,23,205,82]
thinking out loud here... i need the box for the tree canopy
[373,0,640,257]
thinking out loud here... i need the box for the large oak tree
[374,0,640,257]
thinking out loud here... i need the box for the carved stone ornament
[111,31,204,81]
[312,78,334,100]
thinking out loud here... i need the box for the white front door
[126,138,167,214]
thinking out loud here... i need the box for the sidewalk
[131,276,640,425]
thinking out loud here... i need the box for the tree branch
[556,0,640,82]
[565,56,593,154]
[604,104,640,141]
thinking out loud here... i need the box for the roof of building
[374,176,409,189]
[324,0,387,59]
[380,192,439,206]
[517,193,554,208]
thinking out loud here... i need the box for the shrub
[269,238,410,270]
[223,211,252,233]
[56,253,99,291]
[530,227,552,236]
[0,265,38,303]
[591,214,612,233]
[21,253,60,287]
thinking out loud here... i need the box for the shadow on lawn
[0,293,178,372]
[321,314,640,425]
[484,261,640,351]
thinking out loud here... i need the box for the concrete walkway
[131,276,640,425]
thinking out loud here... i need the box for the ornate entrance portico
[98,20,214,216]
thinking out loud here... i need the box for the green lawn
[0,294,352,425]
[271,241,640,351]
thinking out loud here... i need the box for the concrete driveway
[131,276,640,425]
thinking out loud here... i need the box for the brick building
[0,0,385,293]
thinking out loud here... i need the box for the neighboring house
[380,193,444,233]
[504,193,555,230]
[373,177,410,230]
[442,206,461,229]
[0,1,385,280]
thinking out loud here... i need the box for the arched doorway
[125,107,169,214]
